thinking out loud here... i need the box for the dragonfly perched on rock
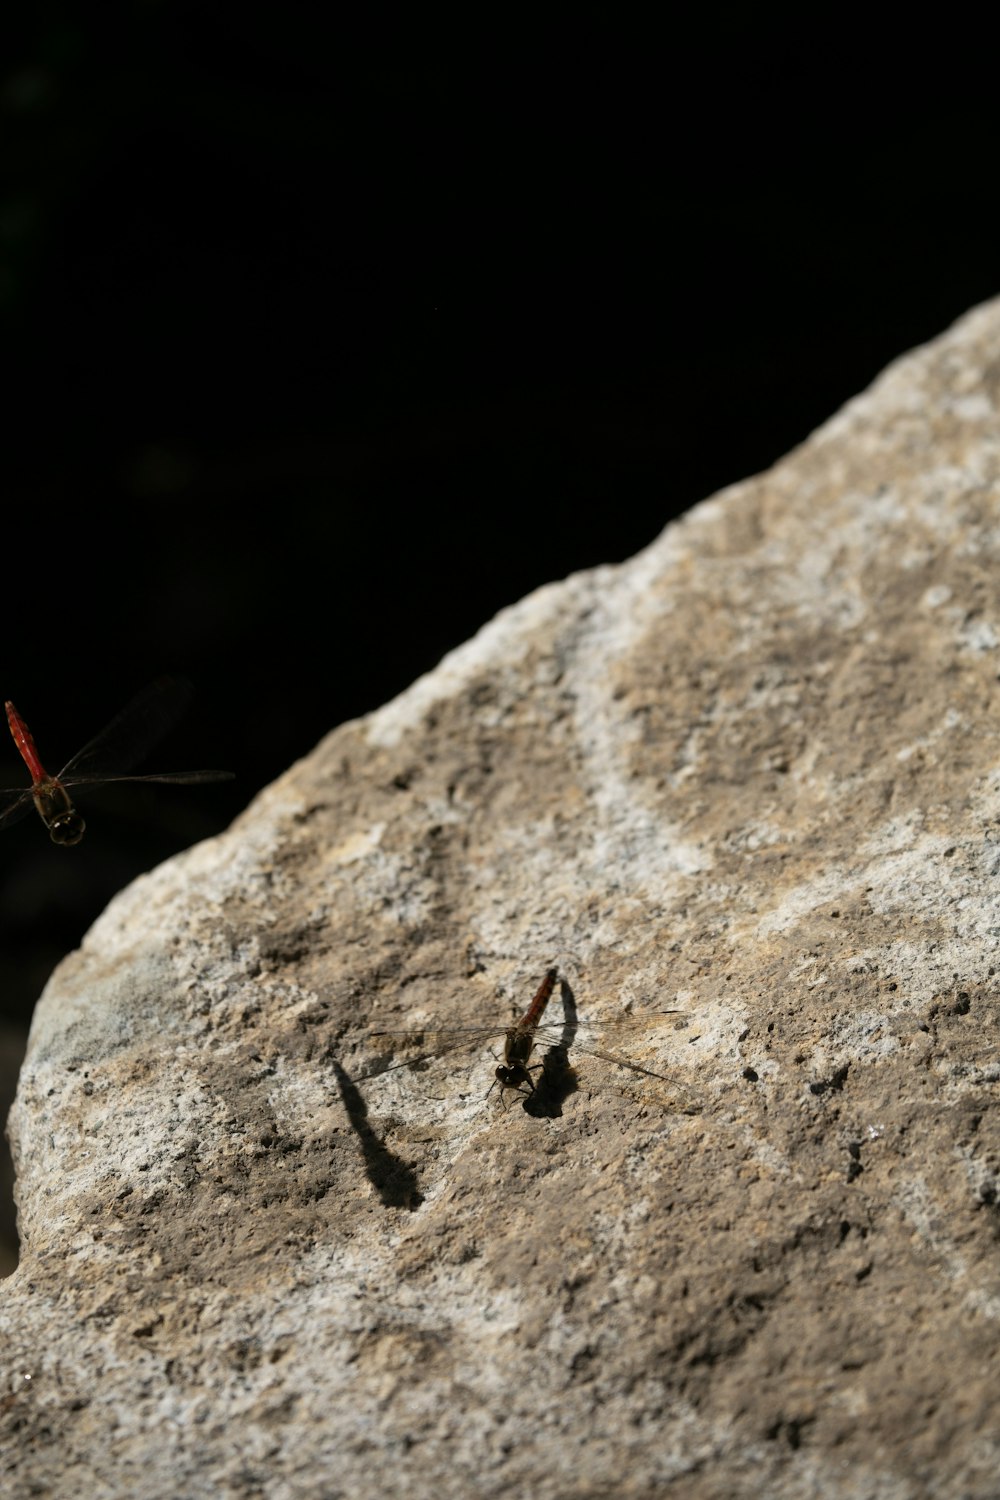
[365,967,700,1115]
[0,678,233,845]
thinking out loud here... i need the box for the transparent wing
[368,1011,690,1051]
[0,769,232,834]
[0,790,36,831]
[57,769,234,789]
[362,1012,699,1112]
[57,677,196,779]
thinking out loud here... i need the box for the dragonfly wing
[361,1026,505,1079]
[528,1012,691,1049]
[0,791,35,831]
[57,770,234,789]
[526,1015,701,1112]
[57,677,196,779]
[566,1042,702,1113]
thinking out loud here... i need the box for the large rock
[4,302,1000,1498]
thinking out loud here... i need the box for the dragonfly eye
[49,811,86,846]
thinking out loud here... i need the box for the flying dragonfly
[0,678,233,845]
[365,968,700,1114]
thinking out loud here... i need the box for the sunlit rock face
[5,301,1000,1499]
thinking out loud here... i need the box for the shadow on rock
[332,1060,423,1210]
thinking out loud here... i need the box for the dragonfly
[0,678,234,845]
[365,967,700,1113]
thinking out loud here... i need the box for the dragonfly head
[494,1062,534,1095]
[48,810,86,846]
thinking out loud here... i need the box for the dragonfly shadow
[331,1060,423,1210]
[522,973,581,1119]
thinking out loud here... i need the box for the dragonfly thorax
[32,781,86,845]
[493,1025,538,1095]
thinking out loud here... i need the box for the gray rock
[5,300,1000,1498]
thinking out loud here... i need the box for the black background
[0,8,997,1258]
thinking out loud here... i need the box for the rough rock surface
[5,302,1000,1498]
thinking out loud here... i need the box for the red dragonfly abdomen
[517,966,559,1031]
[5,701,48,784]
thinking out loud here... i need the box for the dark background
[0,7,997,1261]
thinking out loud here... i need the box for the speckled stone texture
[4,301,1000,1498]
